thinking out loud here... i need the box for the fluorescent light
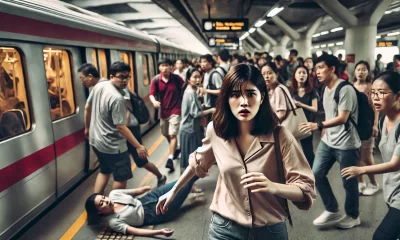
[312,33,321,38]
[336,42,344,46]
[387,32,400,36]
[321,44,327,48]
[385,10,392,14]
[376,35,381,39]
[255,20,266,27]
[314,45,320,49]
[249,28,256,33]
[267,7,284,17]
[328,43,335,47]
[330,27,343,32]
[240,32,250,40]
[320,31,329,35]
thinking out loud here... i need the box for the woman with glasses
[352,61,380,195]
[342,71,400,240]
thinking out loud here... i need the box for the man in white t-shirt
[173,59,186,82]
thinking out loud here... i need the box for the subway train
[0,1,197,239]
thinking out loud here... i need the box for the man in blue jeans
[299,55,361,229]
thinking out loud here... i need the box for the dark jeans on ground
[208,212,288,240]
[373,205,400,240]
[300,135,315,168]
[138,176,198,226]
[126,126,149,168]
[312,141,360,218]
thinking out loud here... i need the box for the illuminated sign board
[376,40,398,47]
[202,18,248,32]
[208,37,239,48]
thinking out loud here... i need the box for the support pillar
[247,36,263,50]
[273,35,290,57]
[293,38,313,58]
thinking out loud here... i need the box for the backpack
[378,116,400,143]
[206,70,223,108]
[128,91,149,124]
[216,66,228,78]
[322,81,374,141]
[154,74,182,101]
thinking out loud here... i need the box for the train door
[0,42,57,239]
[43,46,86,196]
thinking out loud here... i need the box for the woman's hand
[156,191,176,215]
[341,166,366,180]
[294,100,303,108]
[240,172,278,194]
[159,228,174,237]
[299,122,318,133]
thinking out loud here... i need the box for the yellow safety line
[60,135,166,240]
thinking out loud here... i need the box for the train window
[97,49,108,79]
[91,49,99,70]
[43,47,76,121]
[148,54,155,79]
[120,51,135,92]
[142,54,150,86]
[0,47,31,141]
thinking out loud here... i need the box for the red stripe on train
[0,13,149,49]
[0,129,85,193]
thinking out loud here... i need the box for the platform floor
[19,128,387,240]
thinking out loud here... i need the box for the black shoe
[173,149,181,160]
[165,159,175,172]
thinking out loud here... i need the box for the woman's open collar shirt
[189,122,316,227]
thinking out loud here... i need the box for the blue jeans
[138,176,198,225]
[312,141,360,218]
[208,212,288,240]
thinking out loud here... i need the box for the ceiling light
[314,45,320,49]
[249,28,256,33]
[320,31,329,35]
[255,20,267,27]
[336,42,344,46]
[321,44,327,48]
[312,33,321,38]
[267,7,284,17]
[328,43,335,47]
[385,10,392,14]
[387,32,400,36]
[240,32,250,40]
[330,27,343,32]
[376,35,381,39]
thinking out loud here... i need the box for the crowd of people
[79,48,400,240]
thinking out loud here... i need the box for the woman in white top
[352,61,380,195]
[173,59,186,81]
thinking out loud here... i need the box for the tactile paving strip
[96,225,154,240]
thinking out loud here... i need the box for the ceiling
[62,0,400,53]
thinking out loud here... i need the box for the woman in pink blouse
[156,64,316,239]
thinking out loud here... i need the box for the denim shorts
[208,212,288,240]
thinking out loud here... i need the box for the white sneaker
[336,215,361,229]
[313,210,344,226]
[358,182,366,195]
[363,183,380,196]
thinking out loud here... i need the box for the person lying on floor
[85,177,204,237]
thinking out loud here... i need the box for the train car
[0,0,196,239]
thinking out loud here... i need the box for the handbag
[273,126,293,226]
[279,86,312,140]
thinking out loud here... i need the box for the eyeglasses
[114,75,131,81]
[369,91,393,99]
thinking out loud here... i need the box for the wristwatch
[317,120,324,131]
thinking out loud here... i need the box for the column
[247,36,263,50]
[273,35,290,57]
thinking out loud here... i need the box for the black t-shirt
[293,89,319,121]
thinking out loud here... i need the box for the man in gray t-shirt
[80,62,148,194]
[200,54,223,109]
[299,55,361,229]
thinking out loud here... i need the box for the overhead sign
[208,37,239,48]
[376,40,398,47]
[202,18,248,32]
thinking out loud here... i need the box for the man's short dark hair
[218,49,230,62]
[275,55,283,62]
[377,54,382,58]
[314,54,340,76]
[78,63,100,78]
[110,61,130,76]
[233,53,240,59]
[200,54,216,67]
[183,58,189,64]
[394,55,400,61]
[157,58,172,67]
[289,49,298,57]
